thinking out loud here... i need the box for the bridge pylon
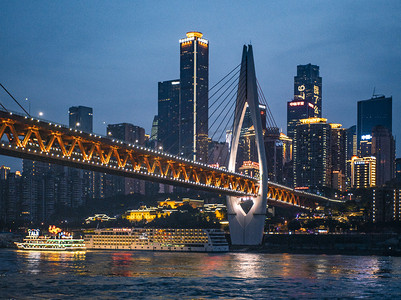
[227,45,268,245]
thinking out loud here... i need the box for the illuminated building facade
[293,118,330,189]
[330,123,347,191]
[351,156,376,189]
[123,206,176,222]
[357,95,392,148]
[372,188,401,222]
[179,31,209,162]
[287,99,315,139]
[239,161,260,179]
[158,80,180,154]
[372,125,395,186]
[294,64,322,117]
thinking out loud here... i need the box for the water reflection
[2,250,401,299]
[17,250,86,275]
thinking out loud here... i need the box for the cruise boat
[84,228,229,252]
[15,228,86,251]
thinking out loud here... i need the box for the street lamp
[25,98,31,115]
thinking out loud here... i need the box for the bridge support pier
[227,45,268,246]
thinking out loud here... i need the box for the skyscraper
[158,80,180,154]
[293,118,331,189]
[372,125,395,186]
[287,100,315,139]
[69,106,93,132]
[330,123,347,191]
[294,64,322,117]
[357,95,392,148]
[179,31,209,162]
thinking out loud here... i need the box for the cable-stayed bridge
[0,45,342,245]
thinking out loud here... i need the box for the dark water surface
[1,249,401,299]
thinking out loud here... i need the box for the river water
[1,249,401,299]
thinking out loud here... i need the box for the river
[1,249,401,299]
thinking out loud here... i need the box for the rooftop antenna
[372,87,384,99]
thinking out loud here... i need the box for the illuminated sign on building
[313,85,319,115]
[361,134,372,140]
[289,101,304,106]
[297,84,306,99]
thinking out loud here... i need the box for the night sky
[1,0,400,171]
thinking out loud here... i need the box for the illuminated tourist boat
[15,228,86,251]
[84,228,229,252]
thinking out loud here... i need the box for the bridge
[0,110,337,208]
[0,45,342,245]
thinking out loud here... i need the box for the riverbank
[230,233,401,256]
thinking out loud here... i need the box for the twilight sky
[1,0,400,171]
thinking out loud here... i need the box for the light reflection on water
[1,249,401,299]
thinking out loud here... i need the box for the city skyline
[1,1,400,171]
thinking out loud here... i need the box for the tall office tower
[287,100,315,139]
[372,125,395,186]
[330,124,347,191]
[106,123,145,195]
[294,64,322,117]
[396,158,401,183]
[293,118,331,189]
[69,106,93,132]
[279,133,293,187]
[158,80,180,154]
[179,31,209,162]
[346,125,357,188]
[351,156,376,189]
[357,95,392,148]
[264,127,283,183]
[346,126,357,160]
[372,188,401,222]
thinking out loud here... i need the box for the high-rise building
[107,123,145,145]
[372,188,401,222]
[357,95,392,148]
[372,125,395,186]
[287,99,315,139]
[264,127,283,183]
[345,125,357,188]
[158,80,180,154]
[330,124,347,191]
[179,31,209,162]
[293,118,331,189]
[294,64,322,118]
[351,156,376,189]
[346,125,357,160]
[69,106,93,132]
